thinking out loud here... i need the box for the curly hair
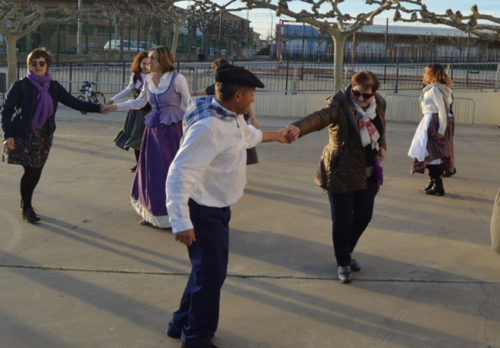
[423,63,453,88]
[131,51,149,74]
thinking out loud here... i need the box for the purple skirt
[411,114,454,174]
[130,121,183,227]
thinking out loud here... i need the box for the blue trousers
[327,174,377,267]
[170,199,231,347]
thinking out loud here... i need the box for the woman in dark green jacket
[286,71,387,283]
[2,48,104,223]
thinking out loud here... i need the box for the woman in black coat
[1,48,105,223]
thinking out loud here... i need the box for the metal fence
[17,60,500,97]
[384,93,476,125]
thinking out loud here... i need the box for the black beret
[215,64,265,88]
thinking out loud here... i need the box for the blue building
[272,22,500,62]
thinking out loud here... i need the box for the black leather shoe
[130,165,137,173]
[166,325,181,339]
[350,259,361,272]
[423,178,434,191]
[337,266,351,283]
[425,177,445,196]
[22,208,41,224]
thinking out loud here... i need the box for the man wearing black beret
[165,65,290,348]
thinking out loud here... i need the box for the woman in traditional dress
[107,51,150,173]
[408,63,454,196]
[106,46,191,228]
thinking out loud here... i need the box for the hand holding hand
[284,125,300,143]
[104,100,115,106]
[175,229,196,246]
[3,137,14,150]
[100,104,116,114]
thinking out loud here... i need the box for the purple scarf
[27,71,54,129]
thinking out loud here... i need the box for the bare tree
[92,0,142,61]
[394,4,500,41]
[145,0,203,57]
[234,0,402,90]
[0,0,75,86]
[200,0,500,91]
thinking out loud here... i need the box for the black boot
[425,177,445,196]
[423,177,434,191]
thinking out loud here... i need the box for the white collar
[211,98,238,117]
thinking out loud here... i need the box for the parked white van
[104,40,156,51]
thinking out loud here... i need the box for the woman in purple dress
[107,46,191,228]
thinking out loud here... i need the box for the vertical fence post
[122,62,127,90]
[394,61,399,93]
[285,59,289,95]
[495,64,500,90]
[69,62,73,94]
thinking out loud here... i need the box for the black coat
[2,77,101,140]
[292,85,387,193]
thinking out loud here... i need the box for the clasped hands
[277,125,300,144]
[99,100,117,114]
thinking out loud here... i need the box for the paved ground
[1,107,500,348]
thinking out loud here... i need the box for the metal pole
[56,24,60,66]
[137,17,140,52]
[246,10,249,55]
[218,9,222,55]
[466,32,470,88]
[108,19,112,51]
[285,59,289,95]
[85,17,89,53]
[384,17,388,83]
[301,23,305,79]
[77,0,82,54]
[128,24,131,51]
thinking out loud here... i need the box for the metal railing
[383,93,476,125]
[16,60,500,97]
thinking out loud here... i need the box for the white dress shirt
[166,100,263,233]
[116,72,191,111]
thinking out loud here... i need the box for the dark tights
[134,149,140,163]
[20,166,43,210]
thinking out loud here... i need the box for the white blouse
[116,72,191,111]
[110,73,147,102]
[421,86,452,135]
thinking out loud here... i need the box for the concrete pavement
[1,107,500,347]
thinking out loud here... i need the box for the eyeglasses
[352,89,374,99]
[30,61,47,68]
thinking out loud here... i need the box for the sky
[236,0,500,39]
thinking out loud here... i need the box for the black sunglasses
[30,61,47,67]
[352,89,374,99]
